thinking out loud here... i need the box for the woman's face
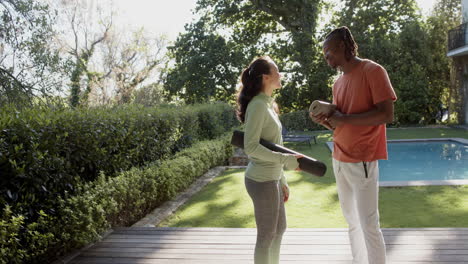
[264,61,282,90]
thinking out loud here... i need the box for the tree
[55,0,113,107]
[0,0,67,106]
[132,83,166,106]
[166,0,333,110]
[393,21,433,123]
[54,0,169,106]
[103,29,168,104]
[250,0,333,110]
[426,0,461,123]
[165,16,245,104]
[331,0,449,124]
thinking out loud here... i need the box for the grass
[159,127,468,228]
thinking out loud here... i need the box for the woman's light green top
[244,92,299,186]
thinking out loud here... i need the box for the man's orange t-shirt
[332,59,397,163]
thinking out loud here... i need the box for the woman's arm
[244,101,298,170]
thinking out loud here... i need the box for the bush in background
[0,102,237,263]
[0,103,237,215]
[0,135,233,263]
[280,110,322,131]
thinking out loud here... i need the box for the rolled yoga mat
[231,130,327,177]
[309,100,336,131]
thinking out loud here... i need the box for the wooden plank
[106,233,468,240]
[86,247,468,256]
[102,237,468,245]
[116,227,468,232]
[70,258,246,264]
[78,251,468,261]
[69,227,468,264]
[108,231,468,238]
[112,229,468,236]
[71,258,468,264]
[91,242,468,250]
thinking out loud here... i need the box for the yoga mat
[231,130,326,177]
[309,100,336,131]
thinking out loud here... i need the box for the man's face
[323,40,344,69]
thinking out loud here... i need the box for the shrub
[280,110,322,131]
[0,134,233,263]
[0,103,237,218]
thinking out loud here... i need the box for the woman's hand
[282,184,290,202]
[294,154,303,171]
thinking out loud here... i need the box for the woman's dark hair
[325,26,358,61]
[236,56,273,123]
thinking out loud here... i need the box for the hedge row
[0,134,233,264]
[280,109,400,130]
[280,110,322,131]
[0,103,237,217]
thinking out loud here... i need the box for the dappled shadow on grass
[288,129,468,259]
[166,199,253,227]
[284,134,336,188]
[159,169,255,228]
[289,129,468,256]
[283,136,341,212]
[288,129,468,226]
[381,185,468,261]
[163,128,468,230]
[181,170,244,203]
[379,185,468,228]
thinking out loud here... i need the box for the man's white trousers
[332,158,386,264]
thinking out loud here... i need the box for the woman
[236,56,301,264]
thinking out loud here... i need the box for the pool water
[380,141,468,182]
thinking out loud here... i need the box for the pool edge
[379,179,468,187]
[325,138,468,187]
[326,138,468,152]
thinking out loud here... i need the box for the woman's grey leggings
[245,177,287,264]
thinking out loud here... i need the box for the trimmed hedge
[280,110,322,131]
[280,109,401,130]
[0,103,237,216]
[0,134,233,263]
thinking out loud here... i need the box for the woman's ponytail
[236,56,273,123]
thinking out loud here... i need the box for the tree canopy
[0,0,462,124]
[165,0,462,124]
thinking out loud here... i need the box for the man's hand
[309,112,336,130]
[325,99,394,127]
[328,110,346,128]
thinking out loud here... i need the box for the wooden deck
[70,227,468,264]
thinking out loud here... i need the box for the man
[311,26,397,264]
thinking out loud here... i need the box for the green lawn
[159,127,468,228]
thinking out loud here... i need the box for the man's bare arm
[328,99,394,127]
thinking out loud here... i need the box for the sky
[112,0,199,41]
[112,0,439,42]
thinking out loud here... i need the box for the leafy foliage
[0,0,68,107]
[165,17,244,103]
[0,103,237,225]
[0,135,233,263]
[332,0,460,124]
[426,0,461,123]
[166,0,333,110]
[167,0,461,124]
[280,110,322,131]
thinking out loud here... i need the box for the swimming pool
[326,138,468,186]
